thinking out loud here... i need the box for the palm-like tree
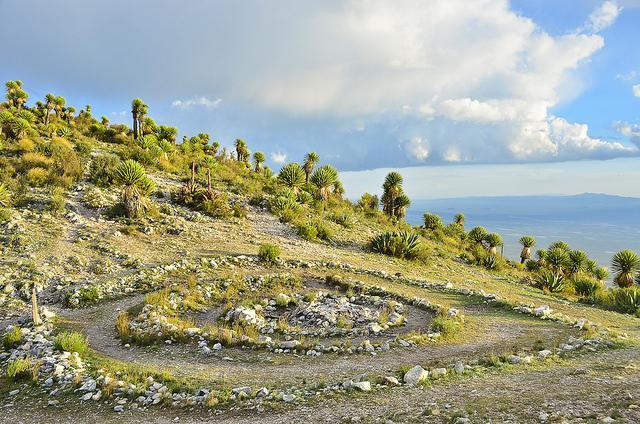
[65,106,76,124]
[253,151,266,173]
[303,152,319,182]
[381,172,403,217]
[484,233,503,256]
[519,236,536,264]
[234,139,249,162]
[546,247,569,275]
[594,267,609,285]
[115,159,156,218]
[278,163,306,193]
[567,250,588,276]
[54,96,66,118]
[333,180,345,198]
[468,226,488,244]
[5,80,28,109]
[393,194,411,219]
[44,93,56,125]
[611,249,640,288]
[131,98,144,140]
[310,165,338,201]
[138,102,149,136]
[158,140,174,160]
[549,241,570,252]
[454,213,465,227]
[536,249,548,266]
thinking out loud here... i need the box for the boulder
[404,365,429,385]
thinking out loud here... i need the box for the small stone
[383,376,400,386]
[538,350,552,360]
[9,389,19,396]
[114,405,124,413]
[351,381,371,392]
[454,361,465,374]
[538,412,549,422]
[283,393,296,403]
[431,368,447,378]
[508,355,521,364]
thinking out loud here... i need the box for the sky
[1,0,639,198]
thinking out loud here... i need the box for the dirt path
[57,295,576,388]
[5,347,639,423]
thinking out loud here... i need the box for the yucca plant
[454,213,465,227]
[468,226,488,244]
[370,231,421,260]
[393,193,410,220]
[115,159,156,219]
[302,152,319,182]
[585,259,598,274]
[253,151,266,173]
[546,247,569,275]
[611,249,640,288]
[269,196,300,221]
[482,255,499,270]
[310,165,338,201]
[423,212,443,231]
[381,172,404,217]
[278,163,306,193]
[593,267,609,285]
[536,249,548,266]
[549,241,570,252]
[614,287,640,313]
[484,233,503,256]
[525,259,540,272]
[567,250,588,276]
[572,276,601,298]
[534,269,565,293]
[519,236,536,264]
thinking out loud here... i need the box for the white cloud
[171,96,222,109]
[579,1,622,33]
[633,84,640,97]
[403,137,429,161]
[270,152,287,164]
[3,0,637,168]
[614,121,640,147]
[616,71,638,81]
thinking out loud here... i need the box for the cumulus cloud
[633,85,640,97]
[0,0,637,169]
[403,137,429,161]
[579,1,622,33]
[171,96,222,109]
[270,152,287,164]
[615,122,640,147]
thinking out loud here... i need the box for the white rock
[454,361,465,374]
[431,367,447,378]
[283,393,296,402]
[114,405,124,412]
[404,365,429,385]
[508,355,521,364]
[351,381,371,392]
[534,305,552,317]
[538,350,552,360]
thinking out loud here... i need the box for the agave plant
[115,159,156,219]
[567,250,588,276]
[534,269,565,293]
[269,195,300,219]
[482,255,499,270]
[310,165,338,201]
[614,287,640,313]
[370,231,421,259]
[423,212,443,231]
[611,249,640,288]
[484,233,503,256]
[519,236,536,264]
[10,117,31,139]
[468,226,488,244]
[277,163,306,193]
[546,247,569,274]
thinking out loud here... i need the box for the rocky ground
[2,159,640,423]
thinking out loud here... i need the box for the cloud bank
[0,0,637,170]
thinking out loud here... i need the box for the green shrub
[534,269,565,293]
[269,196,300,222]
[431,315,461,340]
[314,222,333,242]
[297,223,318,241]
[258,243,281,264]
[329,212,354,228]
[6,357,33,380]
[90,154,121,187]
[614,287,640,313]
[48,186,66,215]
[525,259,540,272]
[370,231,422,259]
[53,331,89,356]
[2,327,22,350]
[572,277,600,298]
[423,212,443,230]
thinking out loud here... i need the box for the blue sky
[1,0,639,198]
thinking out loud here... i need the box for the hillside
[1,82,639,423]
